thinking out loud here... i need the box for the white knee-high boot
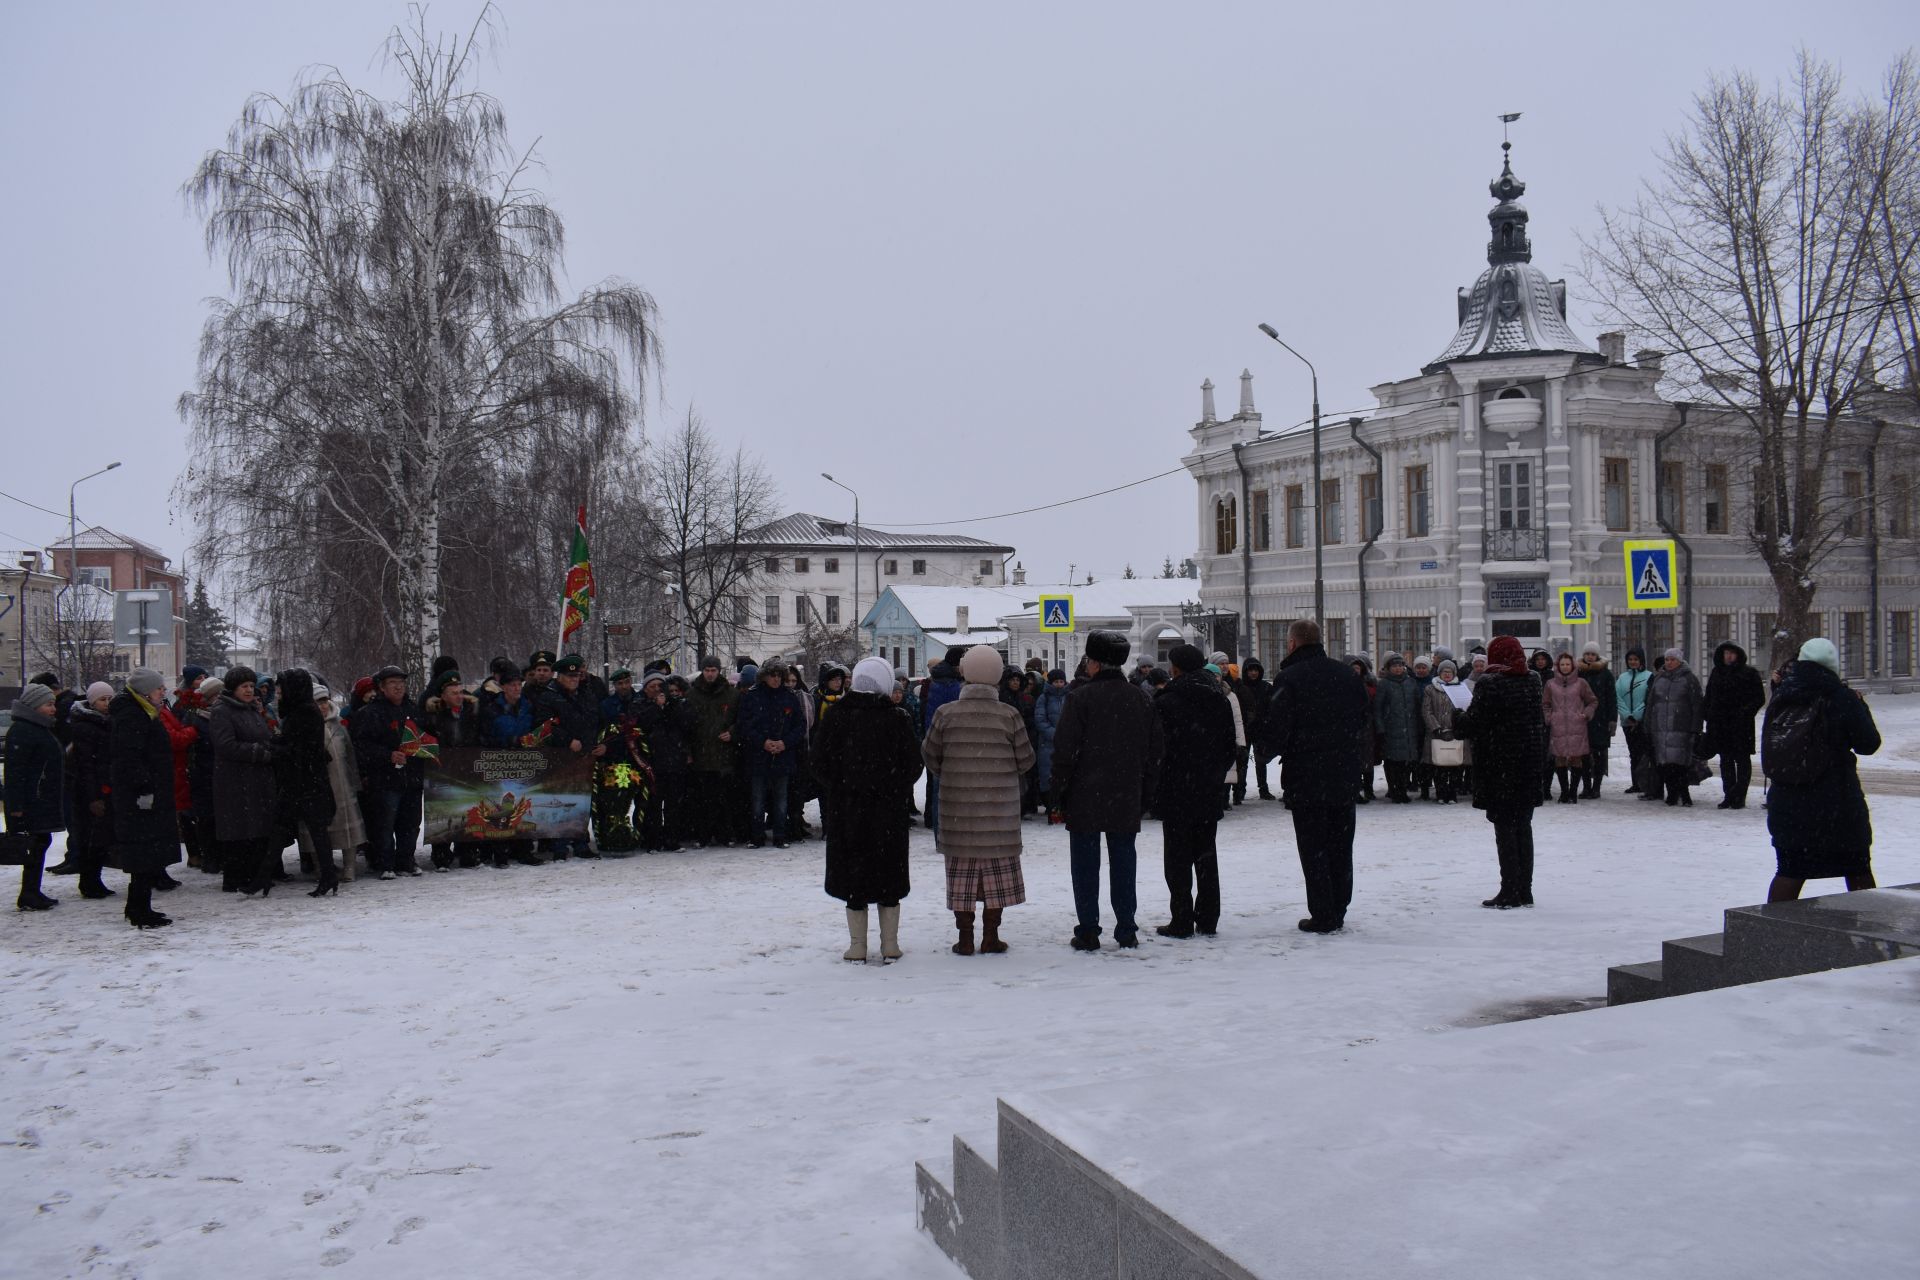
[878,905,902,962]
[844,908,869,962]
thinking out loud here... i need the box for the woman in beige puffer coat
[923,644,1035,956]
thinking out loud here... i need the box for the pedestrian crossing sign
[1556,586,1591,625]
[1038,595,1074,633]
[1623,539,1678,611]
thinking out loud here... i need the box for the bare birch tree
[1581,51,1917,669]
[646,410,779,662]
[1855,56,1920,413]
[178,8,660,679]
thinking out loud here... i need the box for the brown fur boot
[979,908,1008,954]
[952,910,976,956]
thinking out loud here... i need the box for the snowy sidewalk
[4,784,1916,1279]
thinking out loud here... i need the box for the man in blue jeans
[735,661,806,848]
[1048,630,1163,950]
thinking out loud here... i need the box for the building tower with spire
[1180,126,1918,676]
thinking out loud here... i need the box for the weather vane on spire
[1499,111,1522,154]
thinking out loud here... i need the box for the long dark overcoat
[1704,642,1767,757]
[1049,669,1164,834]
[1645,663,1705,767]
[65,703,114,850]
[1374,670,1424,763]
[1578,659,1617,769]
[275,672,336,839]
[1765,660,1878,865]
[209,694,279,842]
[1152,670,1238,825]
[3,713,65,833]
[1458,671,1549,816]
[811,691,923,904]
[108,691,180,872]
[1253,643,1368,807]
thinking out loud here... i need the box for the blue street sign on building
[1623,539,1678,610]
[1038,595,1074,633]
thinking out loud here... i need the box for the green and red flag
[560,504,595,649]
[398,719,441,763]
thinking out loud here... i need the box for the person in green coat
[684,655,739,847]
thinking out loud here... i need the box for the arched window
[1497,386,1528,400]
[1215,495,1237,554]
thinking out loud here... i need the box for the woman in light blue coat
[1033,669,1070,799]
[1614,647,1652,795]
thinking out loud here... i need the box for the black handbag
[0,831,37,866]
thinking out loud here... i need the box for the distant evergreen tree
[184,580,233,667]
[1159,556,1177,578]
[1123,564,1136,579]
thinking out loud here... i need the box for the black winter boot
[78,858,115,899]
[125,875,171,928]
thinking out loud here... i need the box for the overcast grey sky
[2,1,1912,591]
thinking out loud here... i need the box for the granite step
[1720,886,1920,987]
[1659,932,1729,997]
[916,1151,961,1268]
[917,1130,1004,1280]
[1605,959,1664,1006]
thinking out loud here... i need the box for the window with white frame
[1494,459,1533,529]
[1376,616,1430,657]
[1404,466,1430,537]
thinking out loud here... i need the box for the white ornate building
[1185,145,1919,681]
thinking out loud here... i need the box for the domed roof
[1424,145,1594,373]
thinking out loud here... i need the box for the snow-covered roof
[49,525,173,562]
[746,513,1014,553]
[1000,578,1200,621]
[924,628,1009,648]
[876,584,1060,631]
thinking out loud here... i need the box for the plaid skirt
[945,855,1026,910]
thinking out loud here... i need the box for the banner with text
[422,747,594,843]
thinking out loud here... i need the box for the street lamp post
[821,473,860,655]
[1257,324,1324,626]
[65,461,121,686]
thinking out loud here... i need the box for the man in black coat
[350,664,428,878]
[1050,629,1165,950]
[1703,640,1767,809]
[535,653,607,857]
[1152,645,1238,937]
[1254,620,1368,933]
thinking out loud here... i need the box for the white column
[1545,377,1573,587]
[1455,381,1486,642]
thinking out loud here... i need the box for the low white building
[862,584,1050,676]
[721,513,1015,663]
[1000,578,1209,674]
[1184,145,1920,679]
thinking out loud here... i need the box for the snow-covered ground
[1865,688,1920,772]
[5,747,1916,1279]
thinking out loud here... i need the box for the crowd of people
[3,622,1884,953]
